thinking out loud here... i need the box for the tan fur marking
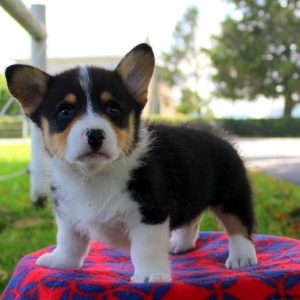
[102,113,135,157]
[100,91,113,103]
[123,113,135,156]
[211,207,249,238]
[21,102,35,115]
[41,116,80,159]
[137,91,148,106]
[64,93,77,105]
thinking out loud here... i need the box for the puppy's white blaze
[78,66,93,113]
[226,234,257,269]
[65,113,119,164]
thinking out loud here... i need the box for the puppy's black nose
[86,129,105,151]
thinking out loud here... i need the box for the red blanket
[2,232,300,299]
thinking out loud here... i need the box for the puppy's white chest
[51,162,140,247]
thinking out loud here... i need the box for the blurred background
[1,0,300,293]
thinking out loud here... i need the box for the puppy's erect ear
[116,43,155,108]
[5,64,50,115]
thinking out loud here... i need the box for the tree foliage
[207,0,300,118]
[0,74,9,105]
[160,6,202,115]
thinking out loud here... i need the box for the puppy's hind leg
[211,207,257,269]
[170,215,201,254]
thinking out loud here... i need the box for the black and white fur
[5,43,257,283]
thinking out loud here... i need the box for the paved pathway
[235,138,300,186]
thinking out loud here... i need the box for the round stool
[2,232,300,299]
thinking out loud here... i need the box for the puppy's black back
[128,123,254,232]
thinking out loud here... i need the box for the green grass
[0,142,56,293]
[0,142,300,293]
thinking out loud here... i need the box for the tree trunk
[283,94,294,118]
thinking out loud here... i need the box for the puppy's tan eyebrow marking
[64,93,77,104]
[100,91,112,103]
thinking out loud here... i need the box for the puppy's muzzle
[85,129,105,152]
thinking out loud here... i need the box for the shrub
[215,118,300,137]
[0,116,27,138]
[146,115,300,137]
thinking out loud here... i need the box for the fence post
[29,4,50,206]
[21,117,29,138]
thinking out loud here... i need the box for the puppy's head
[5,43,154,170]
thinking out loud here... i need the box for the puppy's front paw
[226,235,258,269]
[36,252,82,269]
[131,272,171,283]
[225,255,257,269]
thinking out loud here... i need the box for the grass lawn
[1,142,300,293]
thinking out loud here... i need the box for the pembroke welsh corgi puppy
[5,43,257,283]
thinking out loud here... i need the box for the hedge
[214,118,300,137]
[147,116,300,137]
[0,116,27,138]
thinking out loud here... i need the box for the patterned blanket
[2,232,300,299]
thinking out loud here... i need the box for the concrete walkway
[235,138,300,186]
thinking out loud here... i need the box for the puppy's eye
[57,103,75,120]
[105,101,122,118]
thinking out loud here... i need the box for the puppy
[5,43,257,283]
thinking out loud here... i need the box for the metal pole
[21,118,29,138]
[29,4,49,207]
[30,5,46,69]
[0,0,46,41]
